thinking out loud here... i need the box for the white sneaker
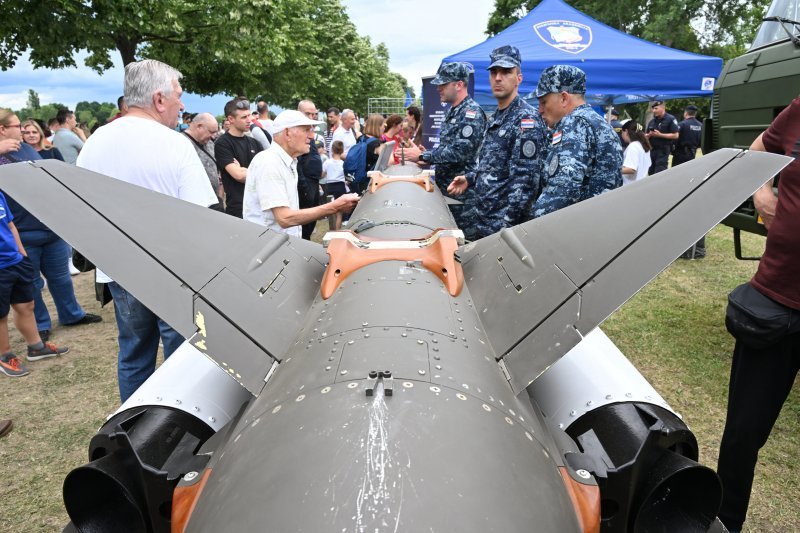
[69,261,80,276]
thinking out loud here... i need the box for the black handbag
[71,249,95,272]
[725,283,800,349]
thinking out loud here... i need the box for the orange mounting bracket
[368,170,435,194]
[320,229,465,299]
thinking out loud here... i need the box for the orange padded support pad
[320,231,464,299]
[558,467,600,533]
[172,468,212,533]
[369,173,434,194]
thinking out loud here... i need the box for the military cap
[610,107,620,117]
[535,65,586,97]
[431,62,471,85]
[487,45,521,70]
[685,104,698,112]
[651,100,665,107]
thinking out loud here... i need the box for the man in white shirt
[243,110,359,237]
[330,109,358,157]
[77,59,218,402]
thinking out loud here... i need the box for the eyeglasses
[4,124,21,129]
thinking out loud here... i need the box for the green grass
[0,225,796,532]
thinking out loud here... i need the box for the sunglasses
[235,100,250,109]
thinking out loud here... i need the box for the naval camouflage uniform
[529,66,622,219]
[421,62,487,230]
[464,96,548,240]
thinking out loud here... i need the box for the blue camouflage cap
[487,45,521,70]
[431,62,471,85]
[535,65,587,97]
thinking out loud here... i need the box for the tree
[26,89,40,111]
[1,0,405,114]
[486,0,772,59]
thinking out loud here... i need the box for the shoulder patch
[521,118,536,129]
[522,140,536,158]
[465,110,477,119]
[552,131,562,145]
[461,125,474,138]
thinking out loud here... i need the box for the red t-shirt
[751,96,800,309]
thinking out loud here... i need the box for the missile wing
[0,150,789,533]
[461,148,788,392]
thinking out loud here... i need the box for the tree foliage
[0,0,404,115]
[13,90,115,130]
[486,0,773,59]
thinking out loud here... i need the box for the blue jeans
[108,282,185,402]
[20,230,85,330]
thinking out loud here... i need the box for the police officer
[672,105,703,166]
[674,104,706,259]
[448,45,547,241]
[529,65,622,219]
[404,62,486,228]
[645,100,679,175]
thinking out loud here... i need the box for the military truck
[703,0,800,258]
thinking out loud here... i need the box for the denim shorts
[0,256,36,317]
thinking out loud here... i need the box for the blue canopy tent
[442,0,722,106]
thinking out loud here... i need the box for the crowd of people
[0,53,793,533]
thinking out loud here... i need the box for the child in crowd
[322,140,348,199]
[0,191,68,377]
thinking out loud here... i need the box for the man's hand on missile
[403,143,424,162]
[448,176,468,196]
[333,193,360,213]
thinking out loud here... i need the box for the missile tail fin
[461,148,790,393]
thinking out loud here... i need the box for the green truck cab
[704,0,800,258]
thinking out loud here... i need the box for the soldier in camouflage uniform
[404,62,486,229]
[448,46,548,241]
[529,65,622,219]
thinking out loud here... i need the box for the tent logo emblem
[534,20,593,54]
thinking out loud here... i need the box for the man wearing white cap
[243,110,359,236]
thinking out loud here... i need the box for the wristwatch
[419,151,432,163]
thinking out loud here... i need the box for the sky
[0,0,496,115]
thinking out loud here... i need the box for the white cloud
[343,0,495,91]
[0,91,30,110]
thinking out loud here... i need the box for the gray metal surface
[347,178,455,238]
[191,383,580,533]
[461,149,790,392]
[0,160,327,395]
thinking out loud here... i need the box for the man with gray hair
[77,59,218,402]
[331,108,358,157]
[183,112,223,209]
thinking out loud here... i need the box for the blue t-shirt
[0,192,23,269]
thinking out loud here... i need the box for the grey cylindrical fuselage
[189,171,581,532]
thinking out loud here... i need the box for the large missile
[0,149,788,532]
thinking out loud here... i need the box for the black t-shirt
[214,133,262,217]
[646,112,679,150]
[366,137,381,169]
